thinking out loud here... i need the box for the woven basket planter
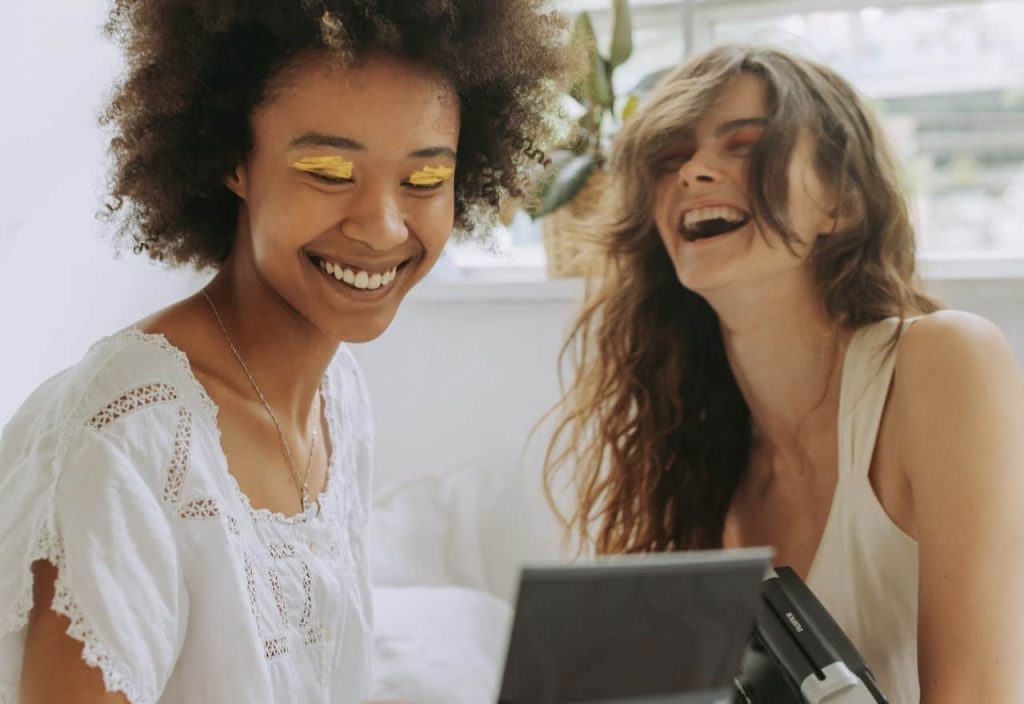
[541,168,610,278]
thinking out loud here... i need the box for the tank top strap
[837,317,920,479]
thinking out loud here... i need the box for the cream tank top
[805,317,920,704]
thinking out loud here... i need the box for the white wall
[351,277,1024,494]
[0,1,207,424]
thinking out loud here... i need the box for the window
[447,0,1024,275]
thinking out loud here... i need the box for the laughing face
[226,51,460,342]
[653,73,837,297]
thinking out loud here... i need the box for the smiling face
[652,73,837,297]
[226,51,460,342]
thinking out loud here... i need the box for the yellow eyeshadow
[291,156,354,179]
[408,165,454,186]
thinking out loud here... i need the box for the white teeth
[317,258,400,291]
[683,205,747,229]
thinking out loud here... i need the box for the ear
[224,164,249,200]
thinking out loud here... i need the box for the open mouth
[308,254,411,292]
[679,205,750,242]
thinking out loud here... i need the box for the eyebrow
[714,118,768,137]
[289,132,456,159]
[408,146,457,160]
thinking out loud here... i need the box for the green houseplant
[533,0,634,221]
[532,0,667,276]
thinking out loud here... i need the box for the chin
[331,313,397,344]
[308,299,400,343]
[674,265,731,296]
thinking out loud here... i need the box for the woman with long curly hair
[545,45,1024,703]
[0,1,569,702]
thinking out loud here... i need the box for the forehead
[696,73,768,132]
[253,52,460,154]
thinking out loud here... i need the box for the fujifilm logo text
[786,612,804,632]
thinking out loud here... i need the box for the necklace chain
[202,289,318,512]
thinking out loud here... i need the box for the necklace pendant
[302,488,310,512]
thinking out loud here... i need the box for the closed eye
[657,150,694,173]
[403,165,454,192]
[725,128,764,156]
[290,156,354,185]
[308,172,354,185]
[401,179,445,191]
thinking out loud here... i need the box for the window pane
[702,1,1024,254]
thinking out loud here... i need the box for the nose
[675,148,721,188]
[340,183,409,251]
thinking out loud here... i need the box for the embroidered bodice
[0,328,374,704]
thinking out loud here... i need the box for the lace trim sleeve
[2,412,188,704]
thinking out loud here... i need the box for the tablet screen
[498,548,772,704]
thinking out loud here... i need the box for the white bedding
[369,585,513,704]
[368,461,564,700]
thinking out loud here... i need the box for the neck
[203,248,339,429]
[706,271,848,473]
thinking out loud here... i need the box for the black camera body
[734,567,888,703]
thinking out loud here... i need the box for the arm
[894,311,1024,703]
[21,561,130,704]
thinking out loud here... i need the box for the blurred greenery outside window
[445,0,1024,276]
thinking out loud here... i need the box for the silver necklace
[202,289,318,512]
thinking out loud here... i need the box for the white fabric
[371,462,562,602]
[0,328,374,704]
[369,585,512,704]
[807,317,919,704]
[367,462,563,700]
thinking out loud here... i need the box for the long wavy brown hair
[543,45,941,555]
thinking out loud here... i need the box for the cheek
[411,196,456,251]
[247,177,323,241]
[653,177,679,246]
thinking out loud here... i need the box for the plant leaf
[608,0,634,70]
[572,12,611,109]
[535,153,600,218]
[621,94,639,122]
[593,54,613,110]
[524,150,576,218]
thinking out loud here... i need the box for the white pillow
[371,472,462,588]
[370,585,513,704]
[370,462,564,601]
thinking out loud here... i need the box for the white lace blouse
[0,329,374,704]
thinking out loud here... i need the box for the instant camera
[734,566,888,704]
[498,551,888,704]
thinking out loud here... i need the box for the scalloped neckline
[116,327,339,526]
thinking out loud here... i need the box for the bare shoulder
[895,309,1021,392]
[135,293,207,342]
[134,292,222,376]
[900,308,1012,355]
[888,320,1024,702]
[890,309,1024,483]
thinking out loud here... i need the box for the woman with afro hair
[0,1,571,702]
